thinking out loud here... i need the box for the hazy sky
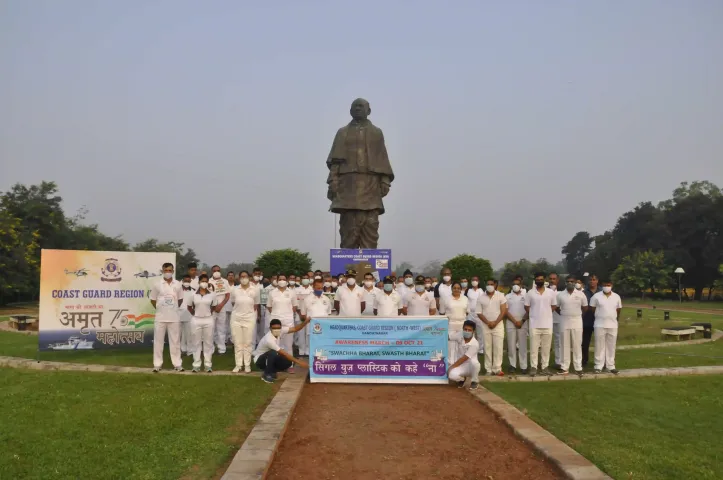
[2,1,722,271]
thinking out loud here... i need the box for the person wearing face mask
[225,271,237,344]
[589,280,622,374]
[442,282,470,365]
[188,274,218,373]
[547,272,563,370]
[434,268,453,315]
[582,275,601,368]
[524,272,558,376]
[505,278,529,374]
[476,279,508,376]
[252,268,266,346]
[398,269,415,302]
[362,273,381,316]
[260,274,277,338]
[209,265,231,354]
[403,275,437,316]
[424,277,434,293]
[464,276,483,353]
[229,271,261,373]
[149,263,185,373]
[431,277,438,288]
[179,274,195,357]
[266,274,299,372]
[334,269,365,316]
[187,262,200,290]
[288,274,297,289]
[447,320,481,389]
[300,278,332,349]
[374,276,403,316]
[556,276,588,376]
[254,319,311,384]
[294,275,314,356]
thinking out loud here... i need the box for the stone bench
[661,327,696,341]
[9,316,38,332]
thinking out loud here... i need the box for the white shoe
[232,366,242,373]
[244,366,252,373]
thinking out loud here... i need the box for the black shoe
[152,368,160,373]
[576,370,584,377]
[541,368,552,376]
[594,369,602,374]
[261,374,275,384]
[610,369,619,375]
[521,369,529,375]
[553,364,562,371]
[509,367,517,374]
[456,381,465,388]
[174,367,184,372]
[469,382,479,390]
[529,368,537,377]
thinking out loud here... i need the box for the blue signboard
[309,316,449,384]
[329,249,392,282]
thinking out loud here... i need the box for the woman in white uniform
[230,271,260,373]
[188,274,218,373]
[442,282,469,364]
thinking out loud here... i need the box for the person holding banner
[188,274,218,372]
[150,262,185,373]
[254,318,311,384]
[442,282,469,364]
[300,278,333,347]
[266,274,299,372]
[230,271,260,373]
[447,320,481,389]
[374,276,403,316]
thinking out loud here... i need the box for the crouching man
[447,320,481,390]
[253,318,310,383]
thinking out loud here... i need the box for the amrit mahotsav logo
[100,258,122,282]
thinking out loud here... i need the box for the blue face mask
[313,289,323,297]
[383,284,393,292]
[463,331,473,339]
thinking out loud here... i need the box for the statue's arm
[327,129,343,200]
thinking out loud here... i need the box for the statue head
[350,98,371,121]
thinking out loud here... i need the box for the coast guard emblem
[101,258,122,282]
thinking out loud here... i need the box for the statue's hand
[380,182,390,198]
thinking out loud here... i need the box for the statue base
[330,249,392,283]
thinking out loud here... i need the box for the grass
[486,375,723,480]
[624,298,723,310]
[0,367,275,480]
[616,307,723,345]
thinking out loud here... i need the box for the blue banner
[309,316,449,384]
[329,249,392,282]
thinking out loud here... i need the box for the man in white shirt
[225,271,237,343]
[209,265,231,354]
[254,319,310,384]
[403,276,437,316]
[466,276,484,354]
[149,262,185,372]
[434,267,453,314]
[524,272,558,376]
[557,276,588,376]
[476,279,508,376]
[505,277,528,374]
[548,272,563,369]
[334,269,365,316]
[252,267,266,347]
[361,272,381,316]
[187,262,199,290]
[300,278,333,343]
[447,320,481,390]
[294,275,314,356]
[398,269,415,302]
[178,274,195,356]
[590,280,622,374]
[266,274,299,371]
[374,276,403,316]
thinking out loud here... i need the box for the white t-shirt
[267,288,298,323]
[476,290,507,322]
[150,280,184,323]
[437,283,453,313]
[362,287,381,315]
[190,291,219,318]
[374,291,403,316]
[466,288,483,314]
[253,326,291,361]
[210,277,231,308]
[231,285,261,317]
[443,295,469,326]
[335,285,364,316]
[557,290,588,318]
[295,285,314,307]
[449,331,480,360]
[301,294,332,318]
[404,291,436,316]
[505,292,526,325]
[524,287,558,329]
[590,292,622,329]
[179,288,195,323]
[190,277,199,290]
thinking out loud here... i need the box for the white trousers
[279,319,294,354]
[231,313,256,369]
[594,327,618,370]
[213,311,227,353]
[482,322,505,373]
[553,322,562,365]
[179,320,193,353]
[153,322,182,369]
[506,321,529,369]
[529,328,552,370]
[449,357,481,382]
[562,327,583,372]
[192,316,214,369]
[448,321,464,364]
[256,306,267,344]
[473,317,485,353]
[225,311,232,342]
[295,317,309,356]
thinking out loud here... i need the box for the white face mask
[425,283,432,289]
[486,285,495,293]
[272,280,278,287]
[347,278,356,286]
[271,329,281,338]
[364,280,373,288]
[603,286,612,294]
[443,276,451,283]
[212,271,221,279]
[253,276,261,282]
[432,282,438,287]
[460,282,468,289]
[404,278,413,286]
[575,283,582,290]
[288,280,296,286]
[302,278,310,286]
[324,282,331,288]
[512,285,521,293]
[163,272,173,280]
[199,282,208,290]
[278,280,288,288]
[415,285,425,293]
[182,282,191,288]
[471,281,479,287]
[240,278,249,285]
[331,281,338,288]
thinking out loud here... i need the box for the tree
[442,254,493,283]
[0,181,68,250]
[0,209,40,305]
[611,251,672,299]
[133,239,199,272]
[499,258,534,286]
[393,261,415,276]
[418,260,442,277]
[561,231,592,277]
[255,249,312,276]
[224,262,256,274]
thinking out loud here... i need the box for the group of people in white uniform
[150,262,622,387]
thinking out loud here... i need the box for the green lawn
[624,298,723,311]
[0,368,275,480]
[616,307,723,345]
[486,375,723,480]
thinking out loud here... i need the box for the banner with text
[329,249,392,282]
[39,249,176,351]
[309,316,449,384]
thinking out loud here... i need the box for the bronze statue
[327,98,394,249]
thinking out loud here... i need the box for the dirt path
[633,304,722,315]
[267,384,561,480]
